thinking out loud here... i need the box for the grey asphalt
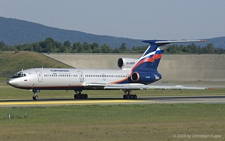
[1,96,225,107]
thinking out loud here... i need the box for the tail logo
[131,46,164,73]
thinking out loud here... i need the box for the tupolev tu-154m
[8,39,206,100]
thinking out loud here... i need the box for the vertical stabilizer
[131,40,205,72]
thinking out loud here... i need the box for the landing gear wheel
[74,93,88,99]
[81,94,85,99]
[84,94,88,99]
[32,95,38,100]
[123,90,137,99]
[74,94,81,99]
[32,89,40,100]
[130,95,134,99]
[123,94,137,99]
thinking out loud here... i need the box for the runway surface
[0,96,225,107]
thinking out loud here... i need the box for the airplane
[7,39,206,100]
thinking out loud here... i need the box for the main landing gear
[123,90,137,99]
[32,89,39,100]
[74,90,88,99]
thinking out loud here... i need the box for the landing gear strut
[74,90,88,99]
[32,89,39,100]
[123,90,137,99]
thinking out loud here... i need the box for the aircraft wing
[105,84,149,90]
[83,82,149,90]
[83,82,207,90]
[105,84,207,90]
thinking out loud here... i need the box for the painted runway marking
[0,100,145,106]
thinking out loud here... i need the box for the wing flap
[105,84,149,90]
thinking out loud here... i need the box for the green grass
[0,51,71,81]
[0,85,225,140]
[0,104,224,141]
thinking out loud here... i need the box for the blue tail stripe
[131,40,167,72]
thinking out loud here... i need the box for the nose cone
[7,79,18,87]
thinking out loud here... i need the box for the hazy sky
[0,0,224,40]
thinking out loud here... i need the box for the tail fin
[131,39,206,72]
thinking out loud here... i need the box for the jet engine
[130,72,162,83]
[117,58,138,69]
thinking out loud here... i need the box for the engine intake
[131,72,140,82]
[130,72,162,83]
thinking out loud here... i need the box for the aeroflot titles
[50,70,70,72]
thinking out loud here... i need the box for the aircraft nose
[7,79,18,87]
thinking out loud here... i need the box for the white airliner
[8,40,206,100]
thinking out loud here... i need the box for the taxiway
[0,96,225,107]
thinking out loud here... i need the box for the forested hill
[0,17,224,48]
[0,17,144,48]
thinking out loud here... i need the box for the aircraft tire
[123,94,137,99]
[84,94,88,99]
[74,94,88,99]
[130,95,134,99]
[32,95,38,100]
[81,94,85,99]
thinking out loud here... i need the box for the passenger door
[102,73,106,81]
[78,71,84,82]
[36,71,43,82]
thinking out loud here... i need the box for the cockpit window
[12,72,26,78]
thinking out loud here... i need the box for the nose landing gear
[32,89,39,100]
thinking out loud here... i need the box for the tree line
[0,37,224,54]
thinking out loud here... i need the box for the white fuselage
[8,68,131,90]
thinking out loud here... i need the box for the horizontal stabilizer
[142,39,206,45]
[147,85,207,90]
